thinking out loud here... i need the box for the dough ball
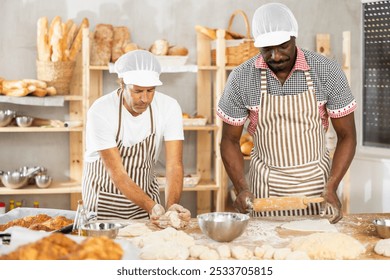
[231,245,253,260]
[199,248,220,260]
[189,245,209,259]
[263,246,275,260]
[118,223,152,237]
[289,232,365,260]
[285,250,311,260]
[273,248,292,260]
[374,239,390,257]
[140,241,189,260]
[254,244,272,259]
[216,244,231,259]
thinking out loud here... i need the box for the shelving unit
[0,55,86,210]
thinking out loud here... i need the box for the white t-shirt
[84,90,184,163]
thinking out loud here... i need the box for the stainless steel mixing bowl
[197,212,250,242]
[81,222,123,239]
[373,219,390,239]
[15,116,34,127]
[0,110,16,127]
[1,171,28,189]
[35,174,52,188]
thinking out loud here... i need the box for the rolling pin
[247,196,324,212]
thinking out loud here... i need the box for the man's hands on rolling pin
[320,188,343,224]
[233,189,255,214]
[149,203,191,229]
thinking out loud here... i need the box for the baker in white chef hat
[217,2,357,224]
[82,49,191,225]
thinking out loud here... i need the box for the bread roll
[124,42,138,53]
[31,88,48,97]
[240,141,254,156]
[69,18,89,61]
[168,46,188,56]
[37,17,50,62]
[111,26,131,62]
[90,24,113,66]
[2,80,27,90]
[23,79,47,89]
[27,84,37,93]
[182,113,190,119]
[46,86,57,96]
[149,39,169,56]
[239,132,253,146]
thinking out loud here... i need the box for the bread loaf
[0,77,4,94]
[37,17,51,62]
[3,88,29,97]
[31,88,48,97]
[69,17,89,61]
[22,79,47,89]
[27,84,37,93]
[2,80,27,90]
[240,141,254,156]
[167,46,189,56]
[49,17,63,62]
[111,26,130,62]
[150,39,169,56]
[65,20,78,50]
[90,24,114,66]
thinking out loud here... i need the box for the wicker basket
[36,60,75,95]
[211,10,259,66]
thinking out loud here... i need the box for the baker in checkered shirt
[217,3,357,223]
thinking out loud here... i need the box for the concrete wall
[0,0,389,214]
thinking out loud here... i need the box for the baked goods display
[240,132,254,156]
[182,113,207,126]
[0,233,123,260]
[0,214,73,232]
[195,25,245,40]
[0,78,56,97]
[149,39,189,57]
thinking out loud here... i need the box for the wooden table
[180,213,390,260]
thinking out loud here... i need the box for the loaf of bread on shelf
[30,87,48,97]
[124,42,139,53]
[149,39,169,56]
[37,17,51,62]
[2,80,27,90]
[46,86,57,96]
[64,19,78,56]
[49,16,63,62]
[90,23,114,66]
[68,17,89,61]
[22,79,47,89]
[167,45,189,56]
[111,26,131,62]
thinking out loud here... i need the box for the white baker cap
[114,50,163,86]
[252,3,298,48]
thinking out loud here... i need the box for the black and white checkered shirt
[217,47,357,134]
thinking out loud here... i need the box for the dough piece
[216,244,231,259]
[199,248,219,260]
[189,245,209,259]
[158,210,188,230]
[135,226,194,248]
[273,248,292,260]
[281,219,338,232]
[263,246,275,260]
[254,244,272,259]
[118,223,152,237]
[374,239,390,257]
[289,232,365,260]
[285,250,311,260]
[140,241,189,260]
[231,245,253,260]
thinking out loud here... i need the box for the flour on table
[374,239,390,257]
[118,223,152,237]
[281,219,338,232]
[289,232,365,260]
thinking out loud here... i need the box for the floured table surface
[178,213,390,260]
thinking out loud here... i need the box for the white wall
[0,0,388,214]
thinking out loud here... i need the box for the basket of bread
[196,10,258,66]
[36,16,89,94]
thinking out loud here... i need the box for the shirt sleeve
[163,99,184,141]
[325,60,357,118]
[217,69,249,126]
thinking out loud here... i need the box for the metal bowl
[197,212,250,242]
[373,219,390,239]
[35,174,52,188]
[15,116,34,127]
[1,171,28,189]
[0,110,16,127]
[81,222,122,239]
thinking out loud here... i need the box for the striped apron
[82,91,160,220]
[249,70,331,217]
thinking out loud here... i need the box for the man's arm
[220,122,253,212]
[324,112,357,223]
[164,140,184,209]
[99,147,157,213]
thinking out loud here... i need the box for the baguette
[27,84,37,93]
[31,88,48,97]
[66,21,78,50]
[37,17,50,62]
[22,79,47,89]
[61,22,69,61]
[50,18,63,62]
[69,18,89,61]
[2,80,27,90]
[3,88,29,97]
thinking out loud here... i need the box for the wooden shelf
[89,64,198,73]
[0,181,81,195]
[183,124,218,131]
[198,65,218,71]
[64,95,83,101]
[0,127,83,132]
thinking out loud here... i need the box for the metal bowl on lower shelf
[1,171,28,189]
[81,222,123,239]
[373,219,390,239]
[197,212,250,242]
[35,174,52,189]
[0,110,16,127]
[15,116,34,127]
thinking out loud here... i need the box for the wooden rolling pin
[247,196,324,212]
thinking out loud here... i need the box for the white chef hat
[114,50,163,86]
[252,3,298,48]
